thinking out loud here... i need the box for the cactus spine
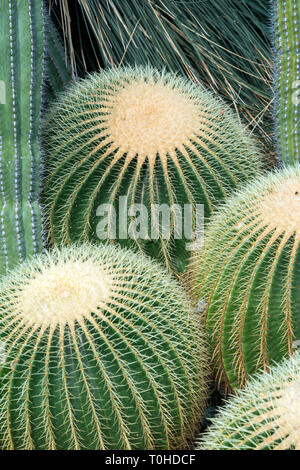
[42,66,261,275]
[198,353,300,450]
[273,0,300,164]
[0,0,45,274]
[0,244,208,450]
[191,165,300,390]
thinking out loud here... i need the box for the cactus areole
[42,66,261,274]
[0,244,207,450]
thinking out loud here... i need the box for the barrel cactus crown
[191,165,300,390]
[0,243,207,450]
[198,353,300,450]
[42,66,261,274]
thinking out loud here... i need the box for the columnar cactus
[0,0,45,274]
[42,66,261,274]
[198,353,300,450]
[0,243,208,450]
[273,0,300,165]
[191,165,300,390]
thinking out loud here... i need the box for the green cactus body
[191,165,300,390]
[0,0,45,274]
[42,67,261,275]
[44,16,73,102]
[198,353,300,450]
[273,0,300,165]
[0,243,208,450]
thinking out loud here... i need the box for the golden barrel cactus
[42,66,261,274]
[191,165,300,390]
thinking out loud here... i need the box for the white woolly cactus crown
[16,254,113,327]
[0,243,208,450]
[104,73,200,160]
[198,353,300,450]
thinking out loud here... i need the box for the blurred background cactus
[42,66,261,274]
[191,166,300,390]
[0,0,45,275]
[272,0,300,165]
[198,353,300,450]
[0,244,208,450]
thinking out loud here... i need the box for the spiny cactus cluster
[273,0,300,165]
[191,165,300,390]
[42,66,261,274]
[0,244,208,450]
[0,0,45,275]
[198,353,300,450]
[1,0,299,453]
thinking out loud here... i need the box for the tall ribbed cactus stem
[273,0,300,164]
[0,0,45,275]
[44,15,73,102]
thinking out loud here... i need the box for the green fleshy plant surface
[191,165,300,390]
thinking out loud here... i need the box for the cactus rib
[44,15,73,102]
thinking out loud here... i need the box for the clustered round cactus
[42,66,261,274]
[198,353,300,450]
[191,165,300,390]
[0,244,208,450]
[0,0,299,453]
